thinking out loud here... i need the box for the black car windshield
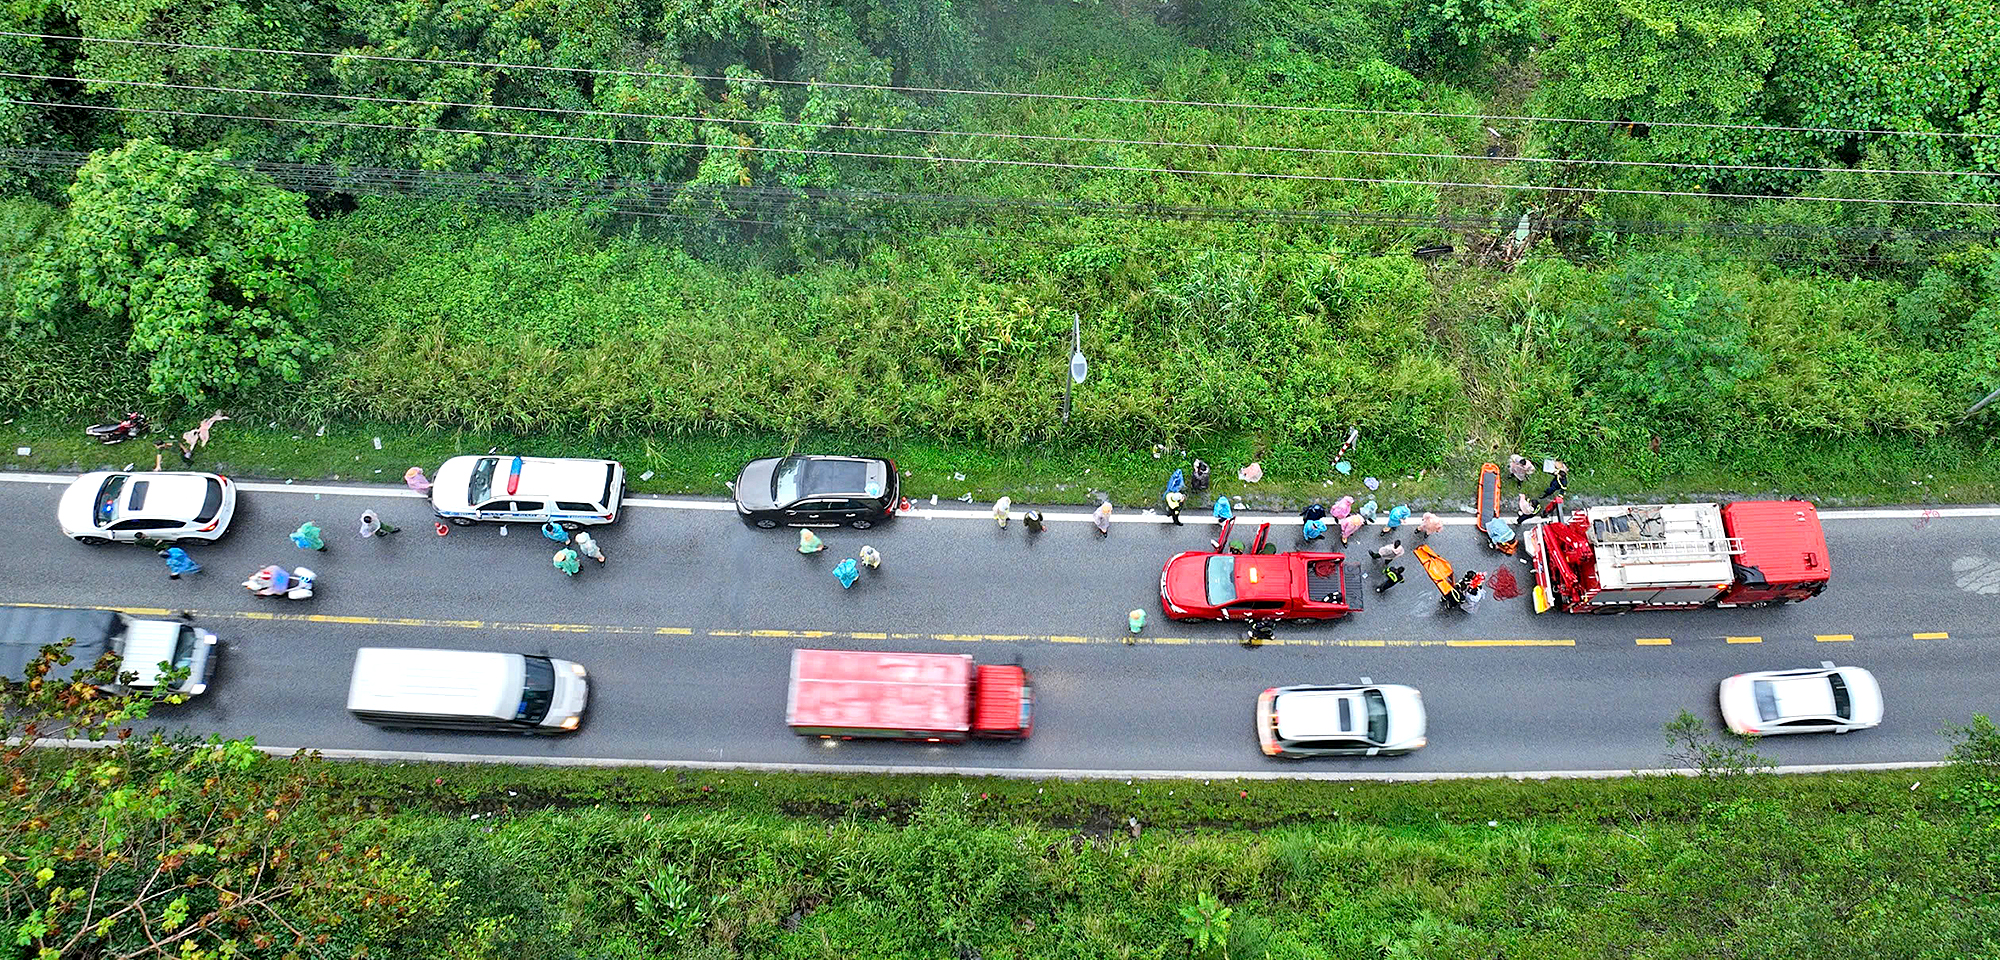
[1828,673,1851,720]
[515,656,556,724]
[468,458,499,504]
[94,474,127,525]
[171,626,199,670]
[771,457,809,503]
[194,479,223,523]
[1364,688,1389,743]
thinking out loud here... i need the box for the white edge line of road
[33,739,1947,781]
[4,471,1998,525]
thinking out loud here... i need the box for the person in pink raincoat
[1338,514,1366,544]
[1330,496,1354,520]
[1417,512,1444,540]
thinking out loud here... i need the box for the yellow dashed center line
[1815,634,1854,643]
[1446,639,1577,647]
[1635,637,1673,646]
[1914,632,1949,640]
[1726,636,1763,644]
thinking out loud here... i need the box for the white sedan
[58,471,238,544]
[1718,662,1882,736]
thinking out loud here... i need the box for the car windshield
[171,626,199,670]
[515,656,556,724]
[94,474,127,525]
[1364,688,1388,743]
[771,456,809,503]
[1828,673,1851,720]
[194,479,223,523]
[1205,556,1238,605]
[1752,680,1780,722]
[467,458,499,504]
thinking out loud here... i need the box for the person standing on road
[1301,502,1327,525]
[1374,564,1405,594]
[574,531,605,564]
[161,547,201,580]
[798,529,824,554]
[992,496,1012,529]
[1338,513,1366,545]
[858,545,882,569]
[290,522,326,552]
[1381,504,1409,537]
[553,548,580,577]
[540,520,569,544]
[1302,517,1327,541]
[1417,512,1444,540]
[1508,454,1534,485]
[1092,501,1114,537]
[1212,496,1233,521]
[1164,490,1186,526]
[358,509,400,539]
[1330,496,1353,521]
[1023,510,1046,534]
[404,467,433,495]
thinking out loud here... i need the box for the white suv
[430,455,626,529]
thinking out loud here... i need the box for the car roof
[1231,555,1294,602]
[781,455,884,497]
[460,455,617,498]
[1273,687,1367,740]
[1758,672,1837,718]
[111,473,215,520]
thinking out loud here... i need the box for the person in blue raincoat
[1382,504,1411,537]
[833,558,860,588]
[161,547,201,580]
[1302,517,1327,541]
[541,520,570,544]
[1212,496,1233,520]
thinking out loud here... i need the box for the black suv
[733,455,899,529]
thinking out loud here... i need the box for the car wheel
[755,518,779,529]
[562,521,582,532]
[74,536,110,546]
[450,517,473,527]
[850,519,874,530]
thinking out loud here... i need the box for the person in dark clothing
[1375,564,1406,594]
[1300,503,1328,524]
[1538,460,1569,502]
[1190,459,1211,496]
[1241,618,1276,647]
[1023,510,1046,534]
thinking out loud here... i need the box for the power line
[15,98,1999,209]
[10,30,1997,141]
[11,70,1995,181]
[2,146,1986,251]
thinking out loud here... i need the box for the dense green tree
[0,640,447,958]
[1569,252,1765,430]
[14,139,331,404]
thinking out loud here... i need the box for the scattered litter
[725,480,735,490]
[316,425,325,437]
[1488,820,1499,828]
[1335,460,1353,474]
[374,469,382,474]
[929,495,938,505]
[372,436,382,449]
[488,447,498,454]
[1237,462,1263,483]
[284,479,294,484]
[1363,476,1380,490]
[1152,444,1164,459]
[314,494,321,500]
[353,455,360,461]
[291,436,302,441]
[123,463,134,471]
[268,421,278,428]
[499,525,508,536]
[640,470,654,481]
[957,493,974,502]
[12,447,26,456]
[953,472,965,481]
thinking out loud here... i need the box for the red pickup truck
[1159,520,1360,622]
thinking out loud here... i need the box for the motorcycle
[84,412,150,444]
[244,565,316,600]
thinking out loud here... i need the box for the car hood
[1379,684,1428,750]
[430,456,479,511]
[1161,553,1212,609]
[58,472,113,533]
[1838,668,1884,727]
[734,458,781,509]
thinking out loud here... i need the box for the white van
[430,455,626,528]
[346,647,589,734]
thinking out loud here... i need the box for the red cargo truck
[1528,500,1830,614]
[785,648,1034,742]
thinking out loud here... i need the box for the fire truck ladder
[1597,536,1745,564]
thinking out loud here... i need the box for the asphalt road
[3,472,1997,776]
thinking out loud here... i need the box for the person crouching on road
[858,545,882,569]
[553,548,581,577]
[1242,618,1276,647]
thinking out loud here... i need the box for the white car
[430,455,625,529]
[58,471,238,544]
[1255,682,1427,757]
[1718,662,1882,736]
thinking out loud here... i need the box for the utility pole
[1962,384,2000,421]
[1062,312,1088,424]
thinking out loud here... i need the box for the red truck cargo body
[1530,500,1829,614]
[785,649,1033,741]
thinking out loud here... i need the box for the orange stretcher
[1414,544,1464,605]
[1476,461,1518,556]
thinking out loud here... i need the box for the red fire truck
[784,648,1034,742]
[1527,500,1830,614]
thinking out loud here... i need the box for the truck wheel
[74,536,110,546]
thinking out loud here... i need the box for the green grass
[7,408,1997,510]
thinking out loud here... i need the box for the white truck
[0,605,218,696]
